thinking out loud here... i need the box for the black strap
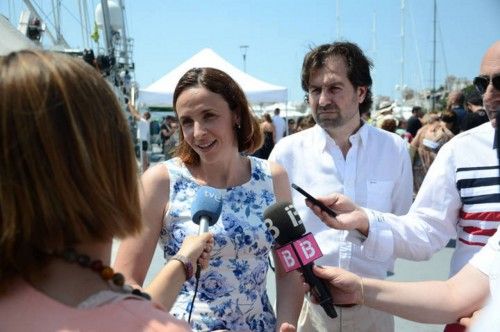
[496,111,500,180]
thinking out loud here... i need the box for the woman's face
[176,86,238,163]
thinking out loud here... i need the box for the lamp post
[240,45,249,72]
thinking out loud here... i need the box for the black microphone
[191,186,223,234]
[264,201,337,319]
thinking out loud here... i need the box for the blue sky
[2,0,499,103]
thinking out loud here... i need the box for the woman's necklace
[57,248,151,300]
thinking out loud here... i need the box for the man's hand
[278,322,296,332]
[303,266,364,306]
[304,194,370,236]
[458,308,482,329]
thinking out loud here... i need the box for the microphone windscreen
[191,186,223,226]
[264,201,306,245]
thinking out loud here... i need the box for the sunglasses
[473,74,500,94]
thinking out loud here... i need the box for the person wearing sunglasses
[299,40,500,332]
[473,73,500,95]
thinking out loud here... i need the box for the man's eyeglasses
[473,74,500,94]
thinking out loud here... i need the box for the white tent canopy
[252,101,311,118]
[139,48,287,106]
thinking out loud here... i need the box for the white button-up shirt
[269,123,413,278]
[364,122,500,276]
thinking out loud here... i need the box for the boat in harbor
[1,0,145,163]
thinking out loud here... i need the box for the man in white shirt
[272,108,286,142]
[303,40,500,332]
[269,41,413,332]
[137,112,151,172]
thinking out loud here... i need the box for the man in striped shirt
[303,40,500,331]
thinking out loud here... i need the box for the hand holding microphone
[264,202,338,319]
[177,234,214,273]
[306,265,365,307]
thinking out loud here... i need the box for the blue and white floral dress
[161,156,277,331]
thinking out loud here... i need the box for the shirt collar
[313,121,368,152]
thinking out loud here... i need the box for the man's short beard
[317,117,343,129]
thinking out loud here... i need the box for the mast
[372,10,377,109]
[432,0,437,111]
[116,0,129,69]
[400,0,405,103]
[336,0,341,39]
[78,0,90,49]
[99,0,114,57]
[51,0,62,47]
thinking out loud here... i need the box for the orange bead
[101,266,114,280]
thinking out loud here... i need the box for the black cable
[496,111,500,165]
[268,255,275,272]
[187,263,202,324]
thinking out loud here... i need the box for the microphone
[264,201,337,319]
[187,186,223,323]
[191,186,223,234]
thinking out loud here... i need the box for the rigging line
[83,0,91,48]
[8,0,15,22]
[77,0,84,48]
[407,0,424,91]
[58,0,93,49]
[78,0,89,49]
[59,2,85,31]
[51,0,61,45]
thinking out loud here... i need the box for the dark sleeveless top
[253,130,274,159]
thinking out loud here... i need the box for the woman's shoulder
[251,156,287,183]
[246,156,276,186]
[112,299,192,331]
[0,281,191,332]
[261,121,274,132]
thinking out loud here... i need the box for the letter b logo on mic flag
[275,233,323,272]
[296,234,322,263]
[277,244,299,270]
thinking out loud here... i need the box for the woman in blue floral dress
[115,68,303,331]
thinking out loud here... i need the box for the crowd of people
[1,36,498,332]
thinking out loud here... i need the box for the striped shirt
[457,165,500,246]
[362,122,500,276]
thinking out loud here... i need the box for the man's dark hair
[301,42,373,114]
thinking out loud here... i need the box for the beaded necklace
[58,248,151,300]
